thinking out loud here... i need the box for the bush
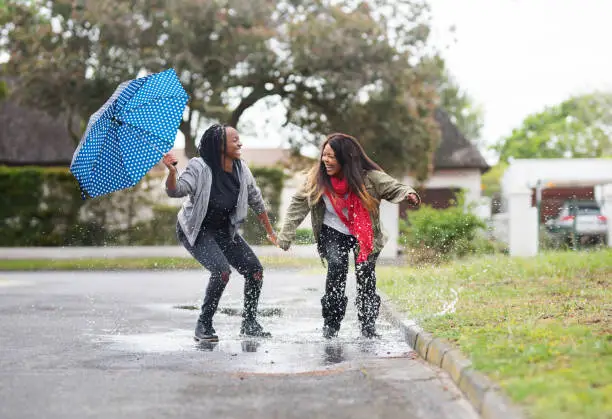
[241,166,285,245]
[294,228,315,244]
[0,166,83,246]
[400,195,487,262]
[127,204,178,245]
[1,164,285,247]
[0,165,170,246]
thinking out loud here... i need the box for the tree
[417,55,484,143]
[480,162,507,197]
[1,0,143,143]
[1,0,442,180]
[494,93,612,163]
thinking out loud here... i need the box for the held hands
[162,152,178,172]
[267,232,291,251]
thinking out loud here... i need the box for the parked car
[545,200,608,245]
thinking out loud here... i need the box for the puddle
[96,320,414,374]
[98,289,415,374]
[174,305,283,317]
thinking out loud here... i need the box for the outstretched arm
[370,170,420,206]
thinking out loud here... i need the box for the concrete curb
[379,293,525,419]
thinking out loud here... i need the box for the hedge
[0,164,285,246]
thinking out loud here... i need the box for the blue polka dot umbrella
[70,68,189,199]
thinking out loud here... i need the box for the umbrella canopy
[70,68,188,199]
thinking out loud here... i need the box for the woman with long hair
[163,124,278,343]
[278,133,419,339]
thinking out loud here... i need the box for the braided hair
[198,123,228,176]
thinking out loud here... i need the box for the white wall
[402,168,483,204]
[379,200,399,259]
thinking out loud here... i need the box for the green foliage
[400,195,487,260]
[294,228,315,245]
[480,162,507,198]
[378,249,612,419]
[0,256,322,271]
[241,166,285,245]
[0,166,175,246]
[0,166,83,245]
[0,80,7,100]
[125,205,178,246]
[1,0,442,180]
[494,92,612,162]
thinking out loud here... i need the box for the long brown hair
[304,133,381,213]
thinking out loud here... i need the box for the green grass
[0,256,321,271]
[378,249,612,419]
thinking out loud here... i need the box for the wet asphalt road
[0,269,478,419]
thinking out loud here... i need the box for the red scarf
[324,177,374,263]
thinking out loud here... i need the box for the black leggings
[318,224,381,329]
[177,223,263,324]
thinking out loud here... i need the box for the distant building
[399,109,490,216]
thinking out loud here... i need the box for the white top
[322,195,351,236]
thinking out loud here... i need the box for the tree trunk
[230,84,285,127]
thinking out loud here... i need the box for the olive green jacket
[278,170,418,260]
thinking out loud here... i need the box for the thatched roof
[433,108,490,173]
[0,100,76,166]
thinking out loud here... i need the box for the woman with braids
[163,124,278,343]
[278,133,420,339]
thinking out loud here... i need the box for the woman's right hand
[163,153,178,171]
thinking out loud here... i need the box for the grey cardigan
[165,157,267,246]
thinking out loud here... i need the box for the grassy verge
[378,249,612,419]
[0,256,321,271]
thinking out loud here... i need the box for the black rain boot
[240,275,271,338]
[194,275,228,342]
[321,295,348,339]
[357,294,381,339]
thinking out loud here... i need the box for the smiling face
[322,143,342,177]
[224,126,242,160]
